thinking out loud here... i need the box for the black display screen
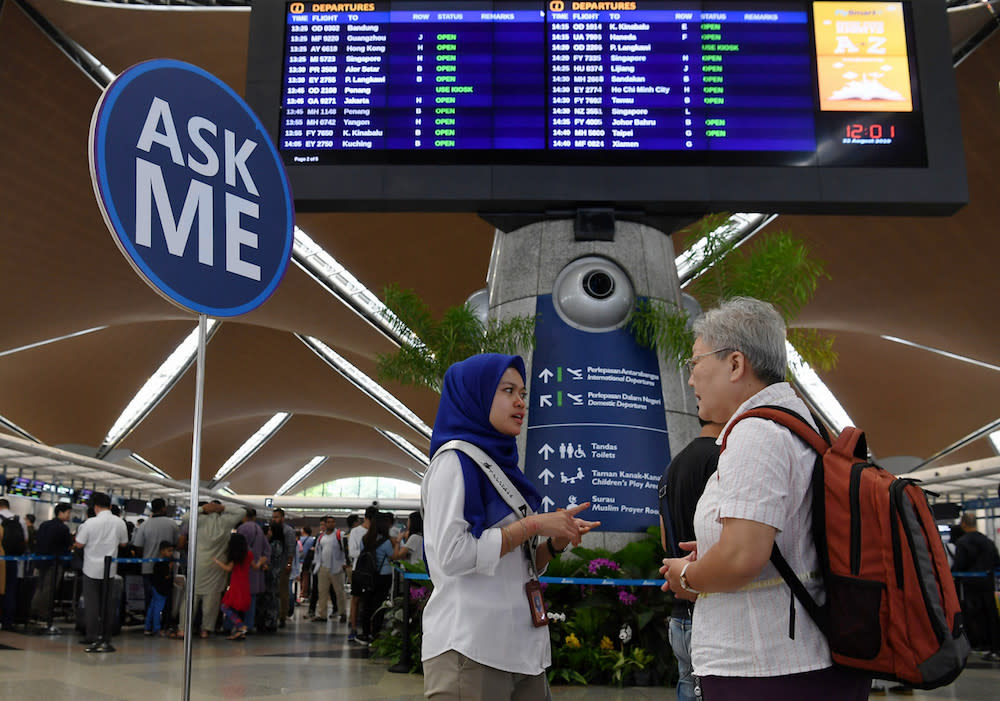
[246,0,967,214]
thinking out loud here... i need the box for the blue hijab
[429,353,542,538]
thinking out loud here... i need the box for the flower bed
[370,527,678,687]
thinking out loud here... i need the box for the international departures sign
[525,295,670,532]
[89,59,294,317]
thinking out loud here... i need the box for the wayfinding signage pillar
[526,295,668,531]
[487,219,700,541]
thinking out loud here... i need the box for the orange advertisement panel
[814,2,913,111]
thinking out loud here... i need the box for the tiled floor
[1,612,998,699]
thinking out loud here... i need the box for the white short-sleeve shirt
[691,382,831,678]
[75,510,129,580]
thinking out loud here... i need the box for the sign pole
[89,61,293,694]
[182,313,208,701]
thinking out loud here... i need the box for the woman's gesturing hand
[529,502,600,547]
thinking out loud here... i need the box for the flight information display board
[277,0,923,165]
[245,0,967,215]
[5,477,43,499]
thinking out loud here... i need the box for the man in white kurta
[179,502,244,636]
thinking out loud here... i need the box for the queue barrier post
[387,571,412,674]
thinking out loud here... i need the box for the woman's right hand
[528,502,600,547]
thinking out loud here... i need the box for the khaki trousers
[423,650,552,701]
[315,566,347,618]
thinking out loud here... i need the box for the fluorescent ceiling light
[376,428,429,479]
[298,334,432,440]
[676,213,777,284]
[276,455,327,496]
[881,335,1000,373]
[211,411,291,484]
[0,414,39,443]
[0,326,108,358]
[672,220,853,437]
[990,431,1000,455]
[129,452,171,480]
[293,228,424,349]
[786,341,855,433]
[98,319,220,457]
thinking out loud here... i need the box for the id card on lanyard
[432,440,548,627]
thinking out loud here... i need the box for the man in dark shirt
[952,512,1000,662]
[658,420,723,701]
[30,503,75,621]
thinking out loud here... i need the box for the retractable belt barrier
[397,567,1000,584]
[0,555,171,563]
[397,569,667,587]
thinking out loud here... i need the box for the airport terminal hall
[2,0,1000,699]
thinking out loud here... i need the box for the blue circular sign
[89,59,294,317]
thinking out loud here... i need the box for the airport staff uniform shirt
[75,510,129,580]
[420,450,550,676]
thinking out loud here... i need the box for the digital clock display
[273,0,926,167]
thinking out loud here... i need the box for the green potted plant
[628,213,837,371]
[376,283,536,390]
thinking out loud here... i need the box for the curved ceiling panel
[2,1,998,505]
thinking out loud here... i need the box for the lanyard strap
[432,440,540,579]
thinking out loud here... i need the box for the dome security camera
[552,256,635,332]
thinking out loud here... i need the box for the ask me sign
[89,59,294,317]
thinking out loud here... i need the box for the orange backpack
[721,405,970,689]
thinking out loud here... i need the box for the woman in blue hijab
[421,353,598,700]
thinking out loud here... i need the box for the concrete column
[487,219,700,552]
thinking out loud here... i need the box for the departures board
[246,0,967,215]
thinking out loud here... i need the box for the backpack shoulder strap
[721,404,830,455]
[719,405,833,639]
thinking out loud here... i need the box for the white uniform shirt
[75,510,129,579]
[420,451,550,675]
[691,382,831,678]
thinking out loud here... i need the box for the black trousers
[360,574,392,637]
[82,575,112,642]
[962,587,1000,652]
[30,565,62,621]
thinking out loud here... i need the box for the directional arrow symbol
[538,368,554,384]
[538,443,555,460]
[538,468,555,485]
[541,495,555,513]
[539,394,552,407]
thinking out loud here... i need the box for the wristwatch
[679,562,700,595]
[546,537,567,557]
